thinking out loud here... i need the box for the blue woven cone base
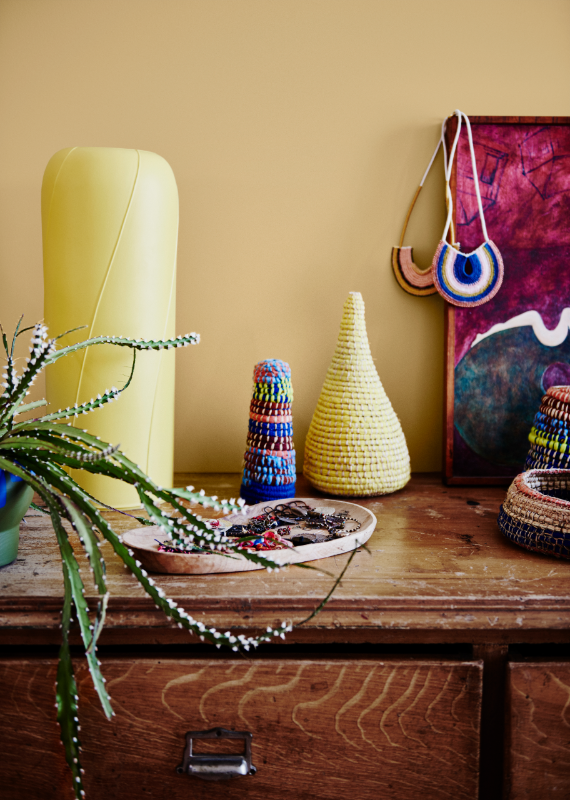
[498,505,570,559]
[525,443,570,472]
[240,480,297,505]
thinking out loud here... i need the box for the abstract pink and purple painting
[449,120,570,480]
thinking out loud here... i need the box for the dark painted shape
[541,362,570,391]
[455,327,570,468]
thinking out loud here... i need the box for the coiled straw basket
[498,470,570,559]
[303,292,410,497]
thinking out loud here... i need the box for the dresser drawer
[506,661,570,799]
[2,656,482,800]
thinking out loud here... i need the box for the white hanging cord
[444,113,462,183]
[419,117,449,187]
[441,117,456,244]
[442,109,489,244]
[397,118,463,249]
[397,120,453,248]
[442,112,462,242]
[463,111,489,241]
[441,118,450,180]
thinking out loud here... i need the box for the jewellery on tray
[156,500,362,554]
[431,110,504,307]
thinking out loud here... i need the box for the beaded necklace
[157,500,361,554]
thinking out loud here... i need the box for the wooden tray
[122,497,377,574]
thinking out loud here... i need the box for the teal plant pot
[0,471,34,567]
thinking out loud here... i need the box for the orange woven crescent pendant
[391,248,438,296]
[303,292,410,497]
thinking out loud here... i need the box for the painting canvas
[444,116,570,484]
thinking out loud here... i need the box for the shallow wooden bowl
[122,497,376,574]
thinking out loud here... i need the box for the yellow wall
[0,0,569,473]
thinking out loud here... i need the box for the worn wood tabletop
[2,473,570,644]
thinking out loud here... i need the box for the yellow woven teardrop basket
[303,292,410,497]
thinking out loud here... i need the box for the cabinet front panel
[507,662,570,800]
[2,657,482,800]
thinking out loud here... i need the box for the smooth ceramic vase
[42,147,179,508]
[0,471,34,567]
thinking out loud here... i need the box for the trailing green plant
[0,317,357,799]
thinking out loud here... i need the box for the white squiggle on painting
[471,308,570,349]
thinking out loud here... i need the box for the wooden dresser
[2,474,570,800]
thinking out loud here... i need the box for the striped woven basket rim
[498,469,570,559]
[514,470,570,507]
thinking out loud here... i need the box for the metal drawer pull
[177,727,257,781]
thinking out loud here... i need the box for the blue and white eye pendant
[432,110,504,308]
[432,239,504,307]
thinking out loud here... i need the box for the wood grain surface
[506,661,570,799]
[3,474,570,644]
[1,656,482,800]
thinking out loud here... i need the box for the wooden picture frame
[444,116,570,485]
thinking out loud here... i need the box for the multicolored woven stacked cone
[525,386,570,471]
[304,292,410,497]
[240,359,296,505]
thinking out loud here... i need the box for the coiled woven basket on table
[303,292,410,497]
[498,470,570,559]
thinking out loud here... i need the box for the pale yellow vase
[304,292,410,497]
[42,148,178,508]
